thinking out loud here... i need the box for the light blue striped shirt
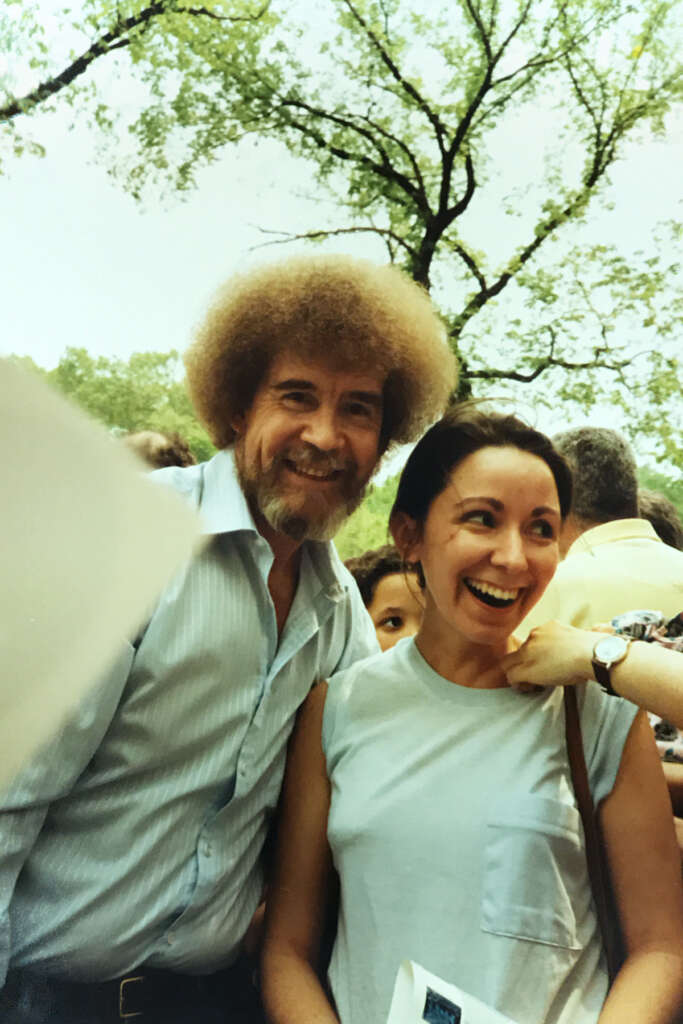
[1,449,378,984]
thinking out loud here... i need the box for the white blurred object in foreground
[0,359,201,788]
[387,960,517,1024]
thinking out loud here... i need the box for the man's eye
[345,401,376,420]
[283,391,313,407]
[379,615,404,631]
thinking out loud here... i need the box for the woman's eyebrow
[456,497,503,510]
[455,498,560,517]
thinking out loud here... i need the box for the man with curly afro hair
[0,254,455,1024]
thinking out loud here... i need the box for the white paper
[387,960,518,1024]
[1,360,202,788]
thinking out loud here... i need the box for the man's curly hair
[184,254,457,452]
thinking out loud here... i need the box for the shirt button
[167,932,175,945]
[203,840,212,857]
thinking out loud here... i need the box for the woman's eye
[530,519,555,539]
[463,510,495,527]
[379,615,404,631]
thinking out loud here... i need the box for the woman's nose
[491,529,528,571]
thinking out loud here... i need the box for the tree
[335,473,399,559]
[638,466,683,523]
[40,347,215,460]
[0,0,277,175]
[3,0,682,465]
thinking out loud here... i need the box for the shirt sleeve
[0,641,135,986]
[577,682,639,807]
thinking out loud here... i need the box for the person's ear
[231,412,246,440]
[390,510,421,563]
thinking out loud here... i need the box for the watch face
[594,635,628,664]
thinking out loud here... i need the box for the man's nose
[491,529,528,572]
[300,407,342,451]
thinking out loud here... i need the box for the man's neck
[559,515,600,558]
[253,512,305,637]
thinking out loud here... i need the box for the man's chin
[261,498,350,543]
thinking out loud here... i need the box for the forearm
[261,948,339,1024]
[663,763,683,817]
[598,948,683,1023]
[610,643,683,725]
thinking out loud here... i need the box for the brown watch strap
[591,658,616,694]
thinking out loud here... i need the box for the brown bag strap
[563,686,620,983]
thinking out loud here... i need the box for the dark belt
[4,958,261,1023]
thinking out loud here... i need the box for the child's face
[367,571,424,652]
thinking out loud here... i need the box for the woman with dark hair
[261,408,683,1024]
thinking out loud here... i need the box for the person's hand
[503,621,598,691]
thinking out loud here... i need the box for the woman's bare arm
[503,621,683,727]
[597,711,683,1023]
[261,682,340,1024]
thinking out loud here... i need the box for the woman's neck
[415,623,514,689]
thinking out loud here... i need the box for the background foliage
[13,346,680,561]
[13,348,216,461]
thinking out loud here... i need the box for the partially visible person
[519,427,683,638]
[262,408,683,1024]
[0,254,456,1024]
[503,611,683,865]
[638,488,683,550]
[503,615,683,728]
[345,544,423,651]
[124,429,197,469]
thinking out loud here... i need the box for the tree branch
[450,241,488,291]
[356,111,429,210]
[444,151,475,221]
[464,326,639,383]
[338,0,448,153]
[274,97,426,210]
[248,223,418,260]
[0,0,269,122]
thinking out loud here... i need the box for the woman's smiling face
[409,445,561,648]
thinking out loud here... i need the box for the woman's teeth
[464,578,519,608]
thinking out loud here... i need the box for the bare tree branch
[248,223,418,260]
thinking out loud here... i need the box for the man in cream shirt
[518,427,683,639]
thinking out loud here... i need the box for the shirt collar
[565,517,661,558]
[199,449,256,536]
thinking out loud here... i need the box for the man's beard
[235,442,368,543]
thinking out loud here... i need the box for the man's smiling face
[233,352,384,543]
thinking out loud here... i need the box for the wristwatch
[591,635,632,696]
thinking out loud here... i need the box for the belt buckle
[119,975,144,1019]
